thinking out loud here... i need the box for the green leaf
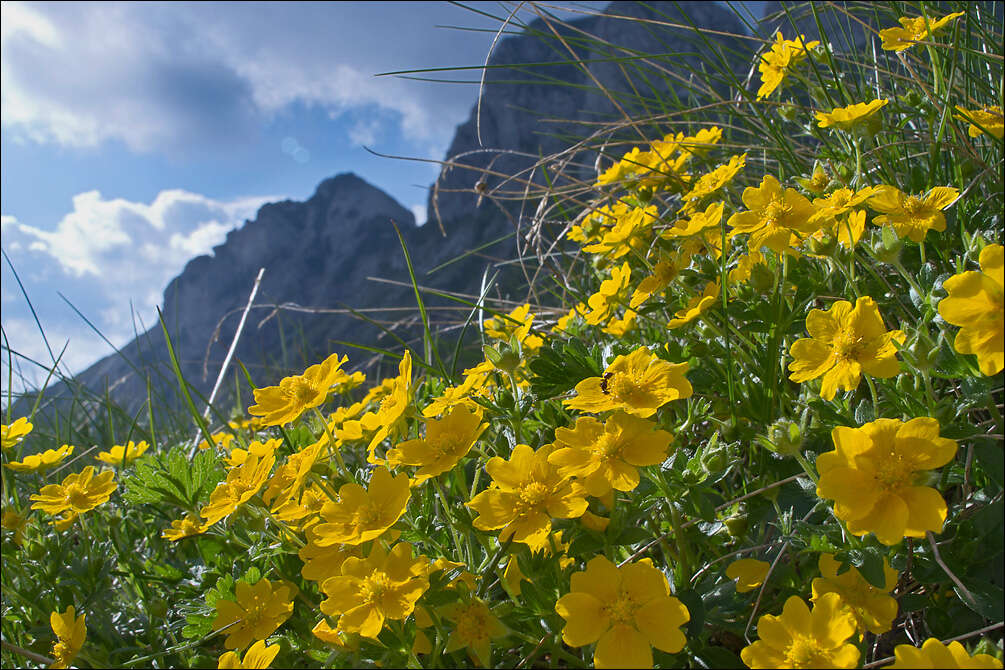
[955,578,1004,621]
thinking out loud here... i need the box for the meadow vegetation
[2,2,1003,668]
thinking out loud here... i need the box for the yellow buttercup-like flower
[1,417,33,450]
[728,174,817,254]
[816,418,957,546]
[162,514,206,542]
[582,205,658,258]
[725,558,770,593]
[248,351,349,426]
[312,466,410,546]
[49,606,86,669]
[555,555,689,669]
[441,595,508,666]
[565,346,692,417]
[630,254,687,309]
[815,99,888,131]
[201,440,277,528]
[217,639,281,669]
[788,297,904,401]
[954,105,1004,139]
[95,440,149,466]
[358,351,414,460]
[938,244,1004,375]
[889,638,1004,669]
[550,412,673,497]
[483,303,544,352]
[869,185,959,242]
[741,593,859,669]
[1,507,29,546]
[879,11,966,52]
[467,444,588,550]
[386,404,487,481]
[5,444,74,473]
[681,154,746,212]
[810,186,880,248]
[320,542,429,639]
[667,282,720,329]
[585,262,633,327]
[30,466,117,517]
[812,553,898,635]
[756,32,819,99]
[212,578,294,650]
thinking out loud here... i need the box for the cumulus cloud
[0,1,522,155]
[2,188,277,379]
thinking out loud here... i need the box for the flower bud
[808,234,837,257]
[765,419,803,457]
[723,514,748,538]
[871,226,903,264]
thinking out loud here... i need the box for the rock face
[34,1,751,422]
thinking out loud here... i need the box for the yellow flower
[483,303,544,352]
[954,105,1005,139]
[299,528,361,583]
[585,262,633,327]
[812,553,898,635]
[565,346,692,417]
[879,11,966,52]
[681,154,746,212]
[630,254,687,309]
[788,297,904,401]
[741,593,859,669]
[49,606,86,669]
[816,418,957,546]
[358,351,414,460]
[503,556,528,597]
[312,466,410,546]
[726,558,770,593]
[556,555,689,669]
[728,174,817,254]
[262,439,323,509]
[162,514,205,542]
[467,444,588,550]
[938,244,1004,375]
[1,507,29,546]
[1,417,32,450]
[224,438,276,469]
[217,639,280,669]
[815,99,888,131]
[5,444,74,473]
[30,466,116,517]
[796,166,831,194]
[386,404,486,481]
[441,595,508,666]
[550,412,673,497]
[199,431,236,451]
[570,202,628,245]
[553,302,589,333]
[201,440,277,528]
[248,352,349,426]
[582,205,658,258]
[213,578,294,651]
[320,542,429,639]
[95,440,149,466]
[729,250,767,284]
[596,147,647,187]
[810,187,879,248]
[757,32,819,99]
[890,638,1004,669]
[869,185,959,242]
[668,282,720,329]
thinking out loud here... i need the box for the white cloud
[0,1,510,155]
[2,188,278,379]
[410,203,428,226]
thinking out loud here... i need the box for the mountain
[26,1,750,426]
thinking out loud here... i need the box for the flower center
[833,329,865,361]
[65,483,91,511]
[603,591,640,626]
[873,452,915,491]
[608,373,645,406]
[361,570,392,602]
[785,635,824,668]
[288,378,318,405]
[354,502,384,528]
[810,172,829,189]
[52,641,73,664]
[595,435,623,462]
[763,200,789,227]
[902,196,926,216]
[517,481,550,511]
[456,604,490,642]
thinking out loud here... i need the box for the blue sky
[1,1,763,391]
